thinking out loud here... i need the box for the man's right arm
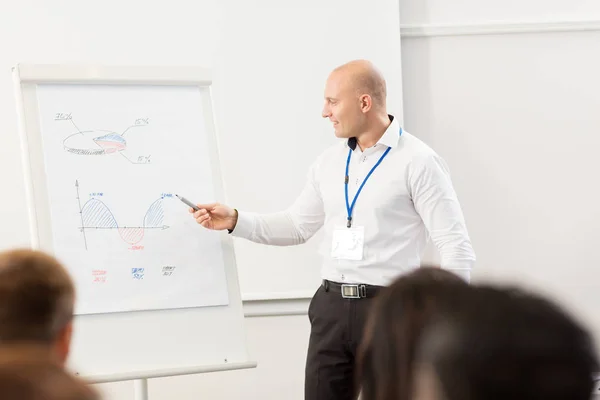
[193,161,326,246]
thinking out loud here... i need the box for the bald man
[191,60,476,399]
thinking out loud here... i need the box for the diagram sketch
[75,180,170,249]
[57,113,151,164]
[34,83,230,315]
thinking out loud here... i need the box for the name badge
[331,226,365,261]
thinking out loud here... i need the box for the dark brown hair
[0,249,75,343]
[356,266,470,400]
[416,285,599,400]
[0,347,98,400]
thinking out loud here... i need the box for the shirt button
[341,274,345,281]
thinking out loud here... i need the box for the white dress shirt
[232,115,475,286]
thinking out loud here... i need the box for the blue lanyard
[344,128,402,228]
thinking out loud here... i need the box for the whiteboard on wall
[13,64,255,380]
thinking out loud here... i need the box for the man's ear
[54,320,73,365]
[360,94,372,113]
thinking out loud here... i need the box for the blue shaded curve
[81,197,165,228]
[143,199,164,228]
[81,199,118,228]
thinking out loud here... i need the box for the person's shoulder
[323,138,349,155]
[311,139,348,167]
[399,130,451,176]
[399,130,440,161]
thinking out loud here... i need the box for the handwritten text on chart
[54,113,72,121]
[92,270,107,283]
[132,268,145,280]
[162,266,176,276]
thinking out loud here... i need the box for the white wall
[400,1,600,351]
[0,1,402,399]
[400,0,600,25]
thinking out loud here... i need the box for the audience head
[0,248,75,364]
[0,347,98,400]
[413,285,599,400]
[357,266,470,400]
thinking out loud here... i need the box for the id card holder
[331,226,365,261]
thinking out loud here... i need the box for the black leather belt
[322,279,383,299]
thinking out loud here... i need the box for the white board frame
[12,64,256,382]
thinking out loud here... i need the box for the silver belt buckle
[341,284,366,299]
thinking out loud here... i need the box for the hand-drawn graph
[75,180,170,250]
[57,113,151,164]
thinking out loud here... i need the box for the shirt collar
[347,114,401,150]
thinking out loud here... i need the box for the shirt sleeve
[408,151,476,278]
[230,160,326,246]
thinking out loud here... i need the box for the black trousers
[305,283,379,400]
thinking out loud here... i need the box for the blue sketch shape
[81,199,118,228]
[93,133,126,145]
[144,199,165,228]
[80,197,168,245]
